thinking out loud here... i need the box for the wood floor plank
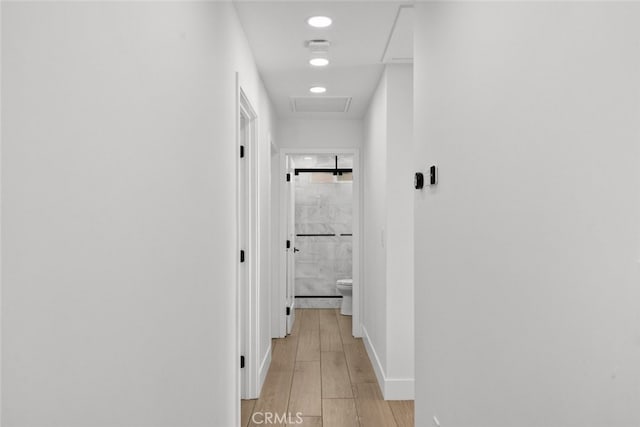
[343,341,377,384]
[288,361,322,417]
[389,401,415,427]
[299,309,316,328]
[248,368,293,427]
[290,309,301,337]
[296,310,320,361]
[335,309,357,345]
[241,399,256,427]
[321,351,353,398]
[287,416,322,426]
[320,309,343,352]
[354,383,398,427]
[271,334,299,372]
[249,336,299,427]
[322,398,358,427]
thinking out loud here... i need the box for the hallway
[241,309,414,426]
[5,2,640,426]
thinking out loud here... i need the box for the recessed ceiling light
[309,86,327,94]
[304,156,313,160]
[307,16,332,28]
[309,58,329,67]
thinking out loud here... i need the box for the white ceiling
[234,1,413,119]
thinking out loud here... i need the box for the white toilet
[336,279,353,316]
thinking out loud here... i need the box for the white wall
[384,65,414,391]
[255,68,278,396]
[363,71,388,381]
[1,2,275,426]
[362,65,414,400]
[277,118,363,150]
[270,141,282,337]
[414,3,640,426]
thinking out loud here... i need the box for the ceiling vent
[304,39,331,54]
[290,96,352,113]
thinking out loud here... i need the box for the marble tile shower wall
[295,179,352,302]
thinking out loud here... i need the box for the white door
[285,156,296,334]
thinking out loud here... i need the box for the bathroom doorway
[277,149,361,338]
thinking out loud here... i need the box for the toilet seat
[336,279,352,287]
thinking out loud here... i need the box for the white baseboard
[384,377,414,400]
[258,344,272,393]
[361,325,415,400]
[361,325,386,392]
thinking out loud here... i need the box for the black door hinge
[286,240,291,249]
[240,145,245,158]
[286,173,291,182]
[240,250,245,263]
[286,306,291,316]
[240,355,245,369]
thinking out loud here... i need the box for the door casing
[236,81,260,402]
[275,148,362,339]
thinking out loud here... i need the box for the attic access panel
[290,96,352,113]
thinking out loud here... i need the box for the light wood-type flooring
[241,308,414,427]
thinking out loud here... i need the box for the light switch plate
[430,165,438,185]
